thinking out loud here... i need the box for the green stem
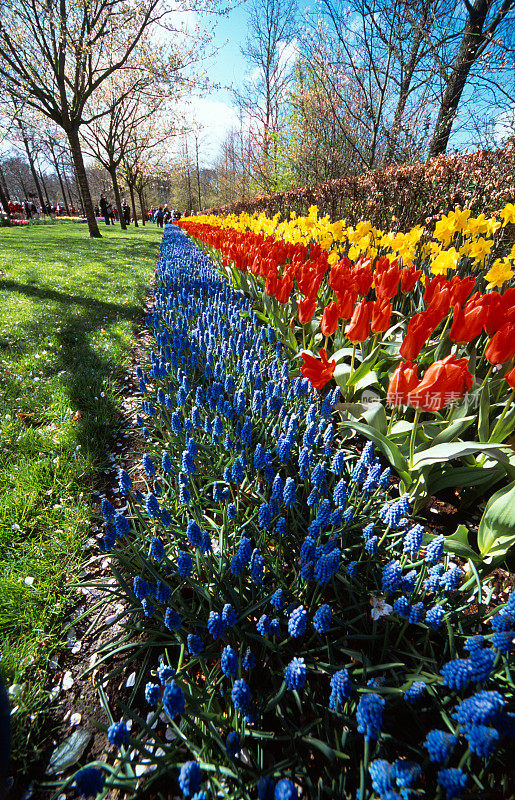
[488,387,514,442]
[386,406,397,435]
[350,343,356,377]
[408,408,421,470]
[438,312,451,342]
[478,364,494,393]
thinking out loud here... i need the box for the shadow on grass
[0,277,148,458]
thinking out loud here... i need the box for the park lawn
[0,219,160,766]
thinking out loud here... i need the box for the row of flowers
[176,205,515,515]
[67,225,514,800]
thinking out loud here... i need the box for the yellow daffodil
[501,203,515,226]
[430,247,460,275]
[485,259,514,289]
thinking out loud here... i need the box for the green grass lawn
[0,219,159,767]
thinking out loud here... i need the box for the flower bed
[66,226,514,800]
[177,206,515,520]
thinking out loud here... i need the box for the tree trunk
[108,165,127,230]
[428,0,491,157]
[67,126,101,237]
[195,137,202,211]
[0,166,10,201]
[20,126,46,212]
[0,179,9,214]
[385,24,424,163]
[61,163,75,209]
[52,153,70,214]
[38,165,51,206]
[128,183,139,227]
[137,189,146,225]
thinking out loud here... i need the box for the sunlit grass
[0,220,159,767]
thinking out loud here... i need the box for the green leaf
[301,737,346,761]
[490,405,515,443]
[334,363,352,388]
[411,442,510,469]
[361,402,387,436]
[429,465,506,495]
[478,385,490,443]
[333,347,355,362]
[354,371,379,392]
[338,419,409,475]
[424,525,479,561]
[346,345,381,387]
[477,479,515,563]
[430,416,476,447]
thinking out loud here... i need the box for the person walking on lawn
[122,199,131,225]
[99,194,110,226]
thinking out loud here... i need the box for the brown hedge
[203,140,515,230]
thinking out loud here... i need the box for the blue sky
[183,1,312,166]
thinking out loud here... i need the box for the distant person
[99,194,110,226]
[94,204,99,217]
[122,200,131,225]
[24,201,31,220]
[30,202,37,217]
[155,206,164,228]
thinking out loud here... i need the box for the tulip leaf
[333,347,355,362]
[354,371,379,392]
[429,465,506,495]
[477,479,515,563]
[361,401,388,436]
[423,525,480,561]
[334,363,352,388]
[338,419,408,474]
[478,385,490,443]
[411,442,510,469]
[390,420,414,436]
[430,416,476,446]
[346,345,381,387]
[489,405,515,443]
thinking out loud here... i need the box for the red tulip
[506,365,515,389]
[400,265,422,294]
[275,276,294,304]
[424,274,449,306]
[482,291,503,336]
[485,321,515,364]
[301,347,336,391]
[408,354,473,412]
[449,301,486,344]
[346,299,373,342]
[335,288,358,319]
[371,299,392,333]
[449,275,475,307]
[399,311,437,360]
[351,258,374,296]
[321,301,340,336]
[374,257,400,301]
[387,361,419,406]
[425,284,451,325]
[298,295,318,325]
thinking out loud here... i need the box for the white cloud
[277,38,299,74]
[171,96,241,166]
[493,104,515,144]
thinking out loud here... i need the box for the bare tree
[428,0,515,156]
[0,0,216,237]
[237,0,298,191]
